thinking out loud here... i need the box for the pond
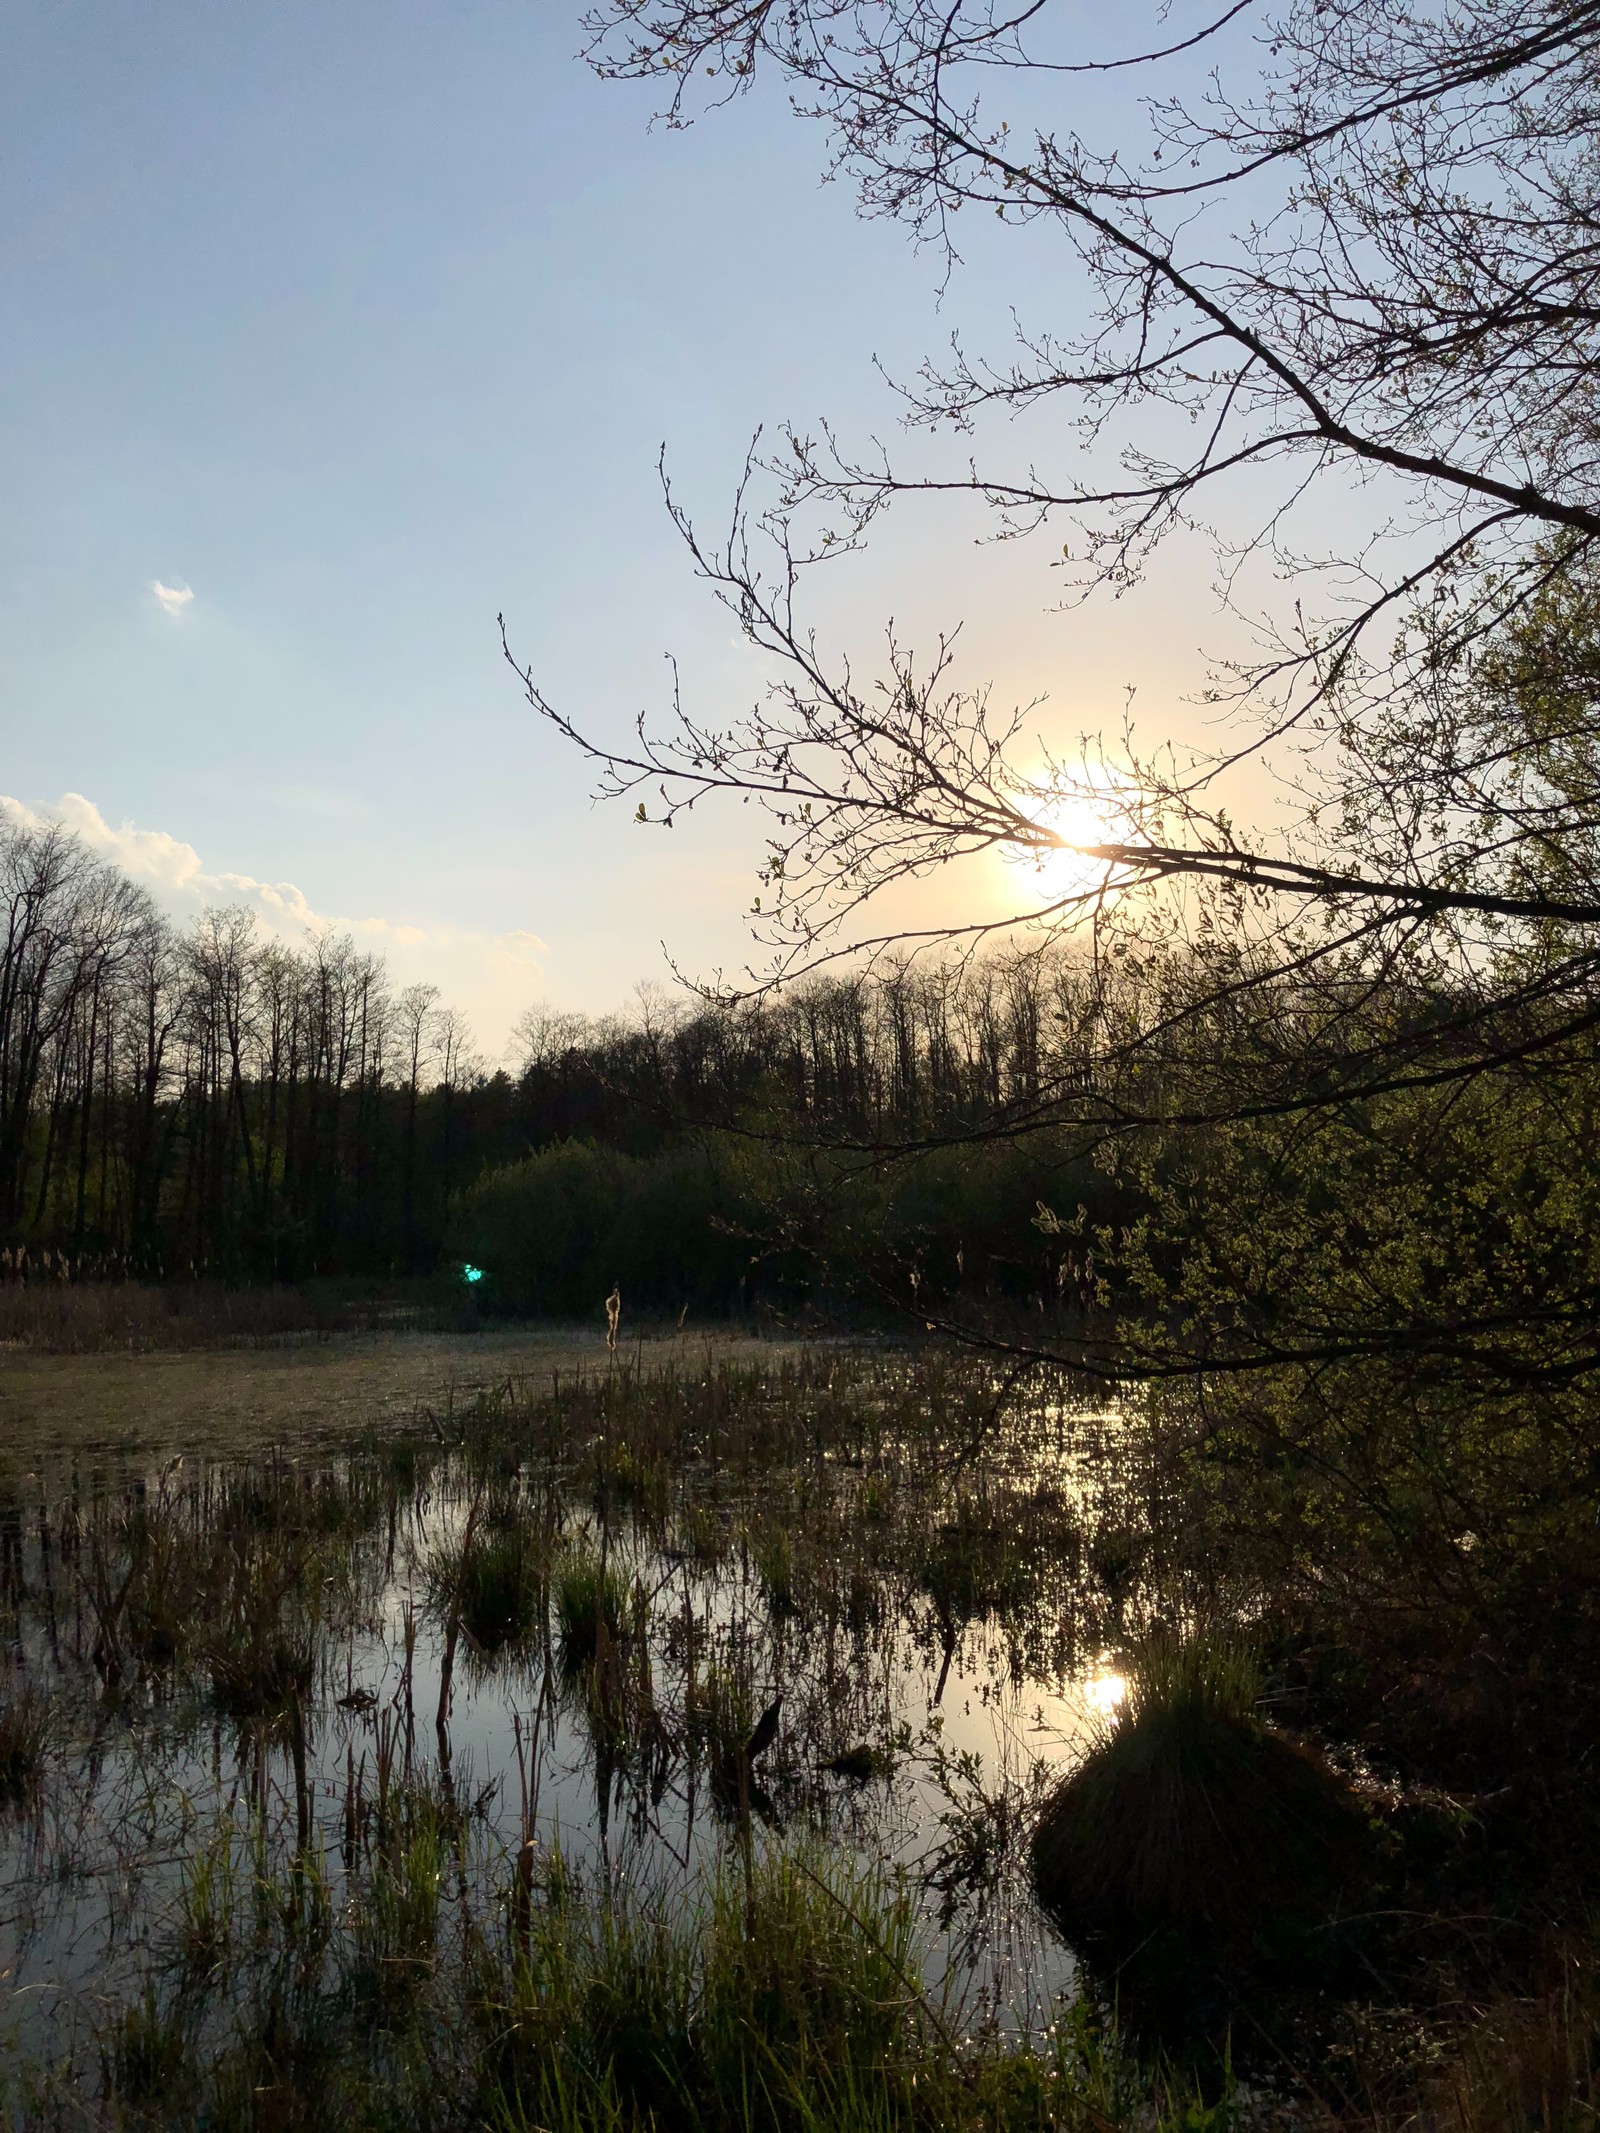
[0,1352,1161,2117]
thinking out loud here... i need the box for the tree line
[0,818,481,1280]
[0,812,1107,1302]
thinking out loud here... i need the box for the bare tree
[507,0,1600,1102]
[396,983,441,1272]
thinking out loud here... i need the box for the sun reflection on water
[1084,1662,1128,1718]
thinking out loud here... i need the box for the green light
[462,1263,486,1285]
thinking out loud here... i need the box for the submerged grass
[0,1679,48,1799]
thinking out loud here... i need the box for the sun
[1005,782,1128,906]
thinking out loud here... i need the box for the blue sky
[2,1,1233,1051]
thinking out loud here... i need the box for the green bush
[449,1140,754,1317]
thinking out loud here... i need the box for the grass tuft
[1031,1628,1373,1969]
[553,1548,629,1668]
[431,1504,552,1658]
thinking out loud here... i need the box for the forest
[0,811,1102,1313]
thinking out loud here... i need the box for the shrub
[449,1140,753,1317]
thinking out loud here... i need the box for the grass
[10,1829,1231,2133]
[429,1498,553,1659]
[351,1791,448,2009]
[1412,1971,1600,2133]
[176,1824,240,1984]
[99,1990,193,2112]
[202,1531,319,1719]
[747,1522,797,1613]
[495,1844,930,2128]
[1030,1628,1375,2022]
[553,1547,630,1668]
[917,1501,1038,1627]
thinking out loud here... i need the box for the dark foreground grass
[9,1832,1225,2133]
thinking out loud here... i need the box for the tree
[503,1,1600,1390]
[510,1,1600,1085]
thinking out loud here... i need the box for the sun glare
[1084,1663,1128,1718]
[1007,783,1127,906]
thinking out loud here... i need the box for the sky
[1,1,1247,1056]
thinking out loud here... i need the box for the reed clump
[686,1653,755,1767]
[98,1991,193,2112]
[746,1520,797,1613]
[202,1535,318,1718]
[491,1844,925,2130]
[917,1501,1036,1627]
[429,1502,551,1659]
[351,1787,449,2009]
[552,1547,629,1668]
[1031,1630,1373,1966]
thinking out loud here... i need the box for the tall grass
[25,1824,1227,2133]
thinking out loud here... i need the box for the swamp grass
[29,1810,1224,2133]
[0,1351,1180,2127]
[429,1492,557,1659]
[553,1546,632,1667]
[2,1348,1597,2125]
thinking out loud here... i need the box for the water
[0,1360,1142,2077]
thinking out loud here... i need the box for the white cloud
[0,792,547,1053]
[151,581,194,617]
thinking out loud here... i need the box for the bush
[449,1140,755,1318]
